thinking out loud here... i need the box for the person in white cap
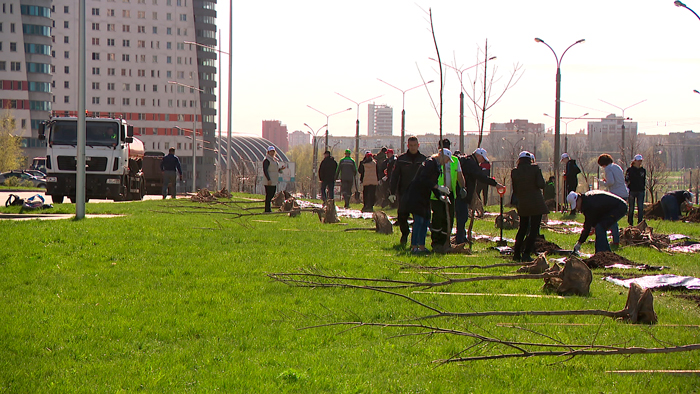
[262,145,286,212]
[567,190,628,254]
[561,153,581,205]
[510,151,549,262]
[625,154,646,226]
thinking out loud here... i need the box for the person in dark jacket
[474,159,491,206]
[358,151,379,212]
[318,150,337,203]
[378,148,396,208]
[568,190,628,254]
[660,190,693,221]
[390,136,427,245]
[335,149,357,208]
[161,147,183,199]
[398,152,448,254]
[511,151,549,261]
[561,152,581,203]
[262,146,286,212]
[455,147,501,244]
[625,154,646,225]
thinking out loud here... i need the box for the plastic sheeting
[604,274,700,290]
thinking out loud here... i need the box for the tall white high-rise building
[367,103,393,136]
[0,0,53,160]
[49,0,217,188]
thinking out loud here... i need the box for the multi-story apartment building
[288,129,309,150]
[262,120,288,152]
[0,0,53,161]
[587,113,638,154]
[49,0,217,188]
[367,103,392,136]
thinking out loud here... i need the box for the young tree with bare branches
[0,110,22,172]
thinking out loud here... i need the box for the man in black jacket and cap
[389,136,427,245]
[318,150,337,203]
[455,147,502,244]
[569,190,628,254]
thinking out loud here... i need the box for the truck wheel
[52,195,64,204]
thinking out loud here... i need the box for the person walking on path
[561,153,581,209]
[568,190,628,254]
[398,151,447,254]
[335,149,358,209]
[429,148,465,253]
[318,150,337,203]
[511,151,549,262]
[660,190,693,221]
[161,147,183,199]
[390,136,427,245]
[455,148,500,245]
[598,154,628,249]
[358,151,379,212]
[625,154,646,226]
[262,146,286,212]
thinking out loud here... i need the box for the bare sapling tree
[459,40,523,147]
[644,147,669,204]
[0,110,23,172]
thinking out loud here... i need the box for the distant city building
[288,129,310,149]
[0,0,53,160]
[367,103,393,136]
[490,119,545,134]
[587,114,638,153]
[262,120,289,152]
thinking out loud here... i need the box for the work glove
[437,185,450,194]
[382,176,388,182]
[573,242,582,254]
[388,195,396,203]
[459,187,467,199]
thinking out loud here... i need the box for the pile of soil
[212,188,231,199]
[533,237,562,254]
[582,251,637,269]
[620,221,670,249]
[191,188,216,202]
[644,201,664,220]
[686,207,700,223]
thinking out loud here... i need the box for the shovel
[496,185,507,247]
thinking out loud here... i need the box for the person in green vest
[430,148,466,253]
[335,149,358,209]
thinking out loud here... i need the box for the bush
[2,177,33,188]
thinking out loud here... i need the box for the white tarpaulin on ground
[604,274,700,290]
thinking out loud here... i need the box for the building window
[10,42,16,51]
[135,84,141,91]
[166,12,171,21]
[166,42,172,50]
[137,40,145,48]
[153,85,157,92]
[63,51,69,59]
[122,54,129,61]
[64,21,69,28]
[122,10,130,17]
[122,25,130,33]
[91,52,99,60]
[107,97,115,105]
[166,56,171,64]
[152,55,157,63]
[107,9,114,16]
[10,23,15,33]
[64,81,69,88]
[152,12,157,20]
[122,40,129,47]
[122,98,130,105]
[11,62,21,71]
[123,83,130,91]
[92,8,99,15]
[92,82,100,90]
[107,38,114,46]
[64,66,69,73]
[138,11,145,19]
[92,67,100,75]
[92,37,100,45]
[107,24,114,31]
[107,68,115,75]
[64,36,69,44]
[138,69,145,77]
[107,53,115,61]
[92,97,100,105]
[64,96,69,103]
[92,23,100,30]
[64,6,69,13]
[121,69,127,76]
[166,27,171,35]
[107,83,115,90]
[138,26,145,33]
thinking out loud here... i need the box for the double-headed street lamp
[544,112,589,152]
[184,39,230,191]
[675,0,700,20]
[599,99,647,164]
[169,80,204,193]
[376,78,434,150]
[335,93,383,163]
[431,56,497,152]
[304,122,327,200]
[306,106,352,152]
[535,37,585,208]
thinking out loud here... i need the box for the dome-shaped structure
[218,135,291,192]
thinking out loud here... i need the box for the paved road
[1,190,172,206]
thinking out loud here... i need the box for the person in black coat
[389,136,427,245]
[511,151,549,262]
[561,153,581,207]
[318,151,337,203]
[455,148,501,244]
[625,154,646,225]
[398,152,449,254]
[568,190,628,253]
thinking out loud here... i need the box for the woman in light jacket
[597,153,628,248]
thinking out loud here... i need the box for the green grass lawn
[1,197,700,393]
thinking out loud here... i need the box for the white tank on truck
[38,116,154,203]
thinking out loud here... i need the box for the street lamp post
[304,123,327,200]
[306,106,352,152]
[675,0,700,20]
[376,78,434,150]
[544,112,588,152]
[184,40,230,191]
[535,37,585,210]
[599,99,647,164]
[502,136,526,166]
[431,57,497,152]
[169,81,204,193]
[335,93,383,163]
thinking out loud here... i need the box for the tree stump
[517,254,549,274]
[542,257,592,296]
[272,191,291,207]
[372,211,393,234]
[495,209,520,230]
[318,199,339,223]
[616,282,658,324]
